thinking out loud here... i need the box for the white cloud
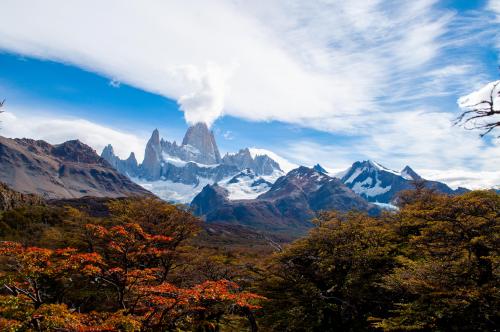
[0,0,466,131]
[489,0,500,20]
[0,110,147,161]
[279,109,500,188]
[418,169,500,190]
[222,130,234,140]
[0,0,498,184]
[173,63,231,127]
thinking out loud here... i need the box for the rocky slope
[0,136,151,199]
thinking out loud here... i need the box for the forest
[0,187,498,331]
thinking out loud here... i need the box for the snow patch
[373,202,398,210]
[133,177,213,203]
[369,160,400,176]
[219,169,273,200]
[162,153,187,167]
[344,168,363,184]
[352,178,391,197]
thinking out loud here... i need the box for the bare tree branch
[456,81,500,137]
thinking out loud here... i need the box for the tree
[375,191,500,331]
[260,212,398,331]
[0,222,265,331]
[107,198,201,283]
[259,191,499,331]
[0,242,102,309]
[456,80,500,137]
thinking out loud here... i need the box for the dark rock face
[341,160,461,203]
[181,123,221,164]
[0,136,151,199]
[401,165,421,180]
[191,184,229,216]
[191,166,379,235]
[313,164,328,174]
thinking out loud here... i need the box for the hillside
[0,136,151,199]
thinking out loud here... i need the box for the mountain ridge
[0,136,151,199]
[191,166,380,235]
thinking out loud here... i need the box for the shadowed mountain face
[191,166,380,236]
[0,136,151,199]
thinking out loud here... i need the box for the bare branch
[456,81,500,137]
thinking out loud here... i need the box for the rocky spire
[101,144,115,160]
[142,129,162,179]
[181,122,221,164]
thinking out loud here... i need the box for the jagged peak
[127,152,137,162]
[52,139,101,164]
[147,129,160,147]
[401,165,421,180]
[313,164,328,174]
[288,166,320,177]
[101,144,115,158]
[181,122,221,164]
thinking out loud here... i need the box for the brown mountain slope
[0,136,151,199]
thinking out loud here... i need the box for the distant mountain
[101,144,139,176]
[102,123,284,203]
[340,160,466,203]
[0,136,151,199]
[191,166,380,235]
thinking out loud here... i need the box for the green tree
[260,212,398,331]
[376,191,499,331]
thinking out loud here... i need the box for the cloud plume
[172,64,230,127]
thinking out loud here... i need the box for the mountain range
[98,123,473,234]
[0,122,477,235]
[192,166,379,235]
[337,160,469,204]
[101,123,283,203]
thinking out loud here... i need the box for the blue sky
[0,0,499,188]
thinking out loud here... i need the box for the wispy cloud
[0,0,485,131]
